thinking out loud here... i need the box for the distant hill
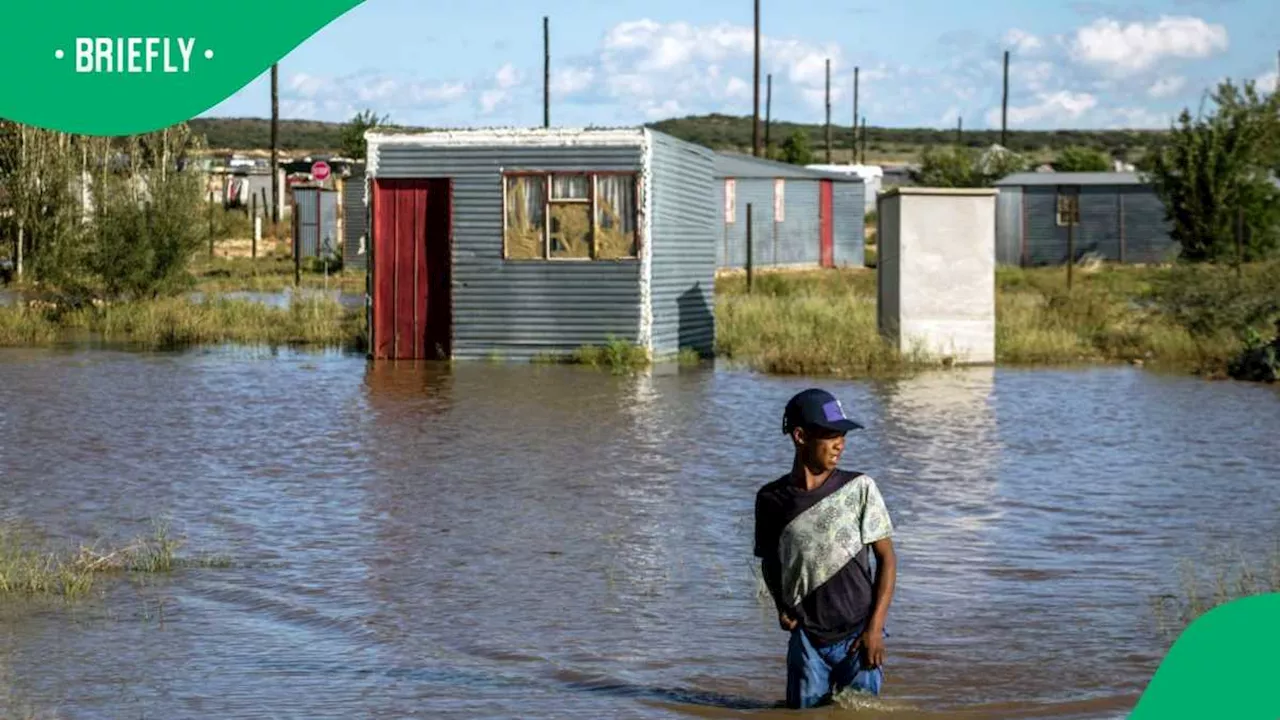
[188,114,1167,164]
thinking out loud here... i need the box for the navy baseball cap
[782,388,864,434]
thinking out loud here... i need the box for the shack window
[503,171,640,261]
[1056,188,1080,227]
[504,174,546,259]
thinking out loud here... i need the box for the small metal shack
[343,163,368,271]
[993,171,1177,266]
[714,153,865,271]
[363,127,717,362]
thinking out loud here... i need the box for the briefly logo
[54,37,212,73]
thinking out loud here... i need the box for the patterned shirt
[754,469,894,646]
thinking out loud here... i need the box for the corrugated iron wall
[995,187,1023,265]
[648,132,717,359]
[1119,186,1178,263]
[831,181,865,267]
[716,177,823,268]
[343,167,368,271]
[372,144,645,361]
[1019,184,1176,266]
[293,188,340,258]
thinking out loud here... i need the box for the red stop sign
[311,161,331,182]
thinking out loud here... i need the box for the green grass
[0,519,232,601]
[533,336,652,373]
[192,255,365,294]
[714,262,1279,379]
[0,295,366,351]
[716,270,934,377]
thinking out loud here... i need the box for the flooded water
[1,347,1278,719]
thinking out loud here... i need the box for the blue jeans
[786,623,885,709]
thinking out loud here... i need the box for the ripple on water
[1,352,1278,718]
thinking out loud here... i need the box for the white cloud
[495,63,522,89]
[1071,15,1228,75]
[1004,29,1043,53]
[277,71,469,122]
[725,76,752,101]
[987,90,1098,127]
[1258,71,1279,93]
[645,99,683,120]
[477,63,523,115]
[1147,75,1186,98]
[551,66,595,96]
[598,19,845,117]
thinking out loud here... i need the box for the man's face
[796,425,847,471]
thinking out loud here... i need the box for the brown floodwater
[1,346,1278,719]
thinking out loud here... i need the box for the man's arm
[755,492,797,631]
[760,555,795,624]
[867,538,896,632]
[856,537,896,667]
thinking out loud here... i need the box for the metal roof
[994,171,1147,187]
[713,152,862,182]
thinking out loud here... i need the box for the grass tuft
[0,295,366,351]
[0,519,233,601]
[1152,545,1280,642]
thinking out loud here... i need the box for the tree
[1146,79,1280,264]
[1054,146,1112,172]
[911,145,1028,188]
[340,109,389,160]
[779,130,813,165]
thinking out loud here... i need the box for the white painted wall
[877,188,996,365]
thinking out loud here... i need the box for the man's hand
[853,627,886,668]
[778,611,799,632]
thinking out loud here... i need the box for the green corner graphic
[1130,592,1280,719]
[0,0,366,136]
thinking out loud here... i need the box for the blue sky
[202,0,1280,131]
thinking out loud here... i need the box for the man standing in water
[753,388,897,709]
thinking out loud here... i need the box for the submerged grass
[0,519,232,601]
[1152,545,1280,642]
[0,296,366,351]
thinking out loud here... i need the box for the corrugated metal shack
[343,163,367,271]
[994,172,1177,266]
[363,127,717,362]
[714,153,865,270]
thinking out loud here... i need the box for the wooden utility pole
[852,66,859,165]
[765,73,772,154]
[543,16,550,128]
[956,116,963,145]
[825,58,832,163]
[746,203,754,292]
[752,0,761,156]
[1001,50,1010,147]
[271,62,280,226]
[860,116,866,164]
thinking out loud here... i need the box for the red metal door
[371,178,452,360]
[819,180,834,268]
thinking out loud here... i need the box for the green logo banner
[0,0,366,136]
[1131,592,1280,718]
